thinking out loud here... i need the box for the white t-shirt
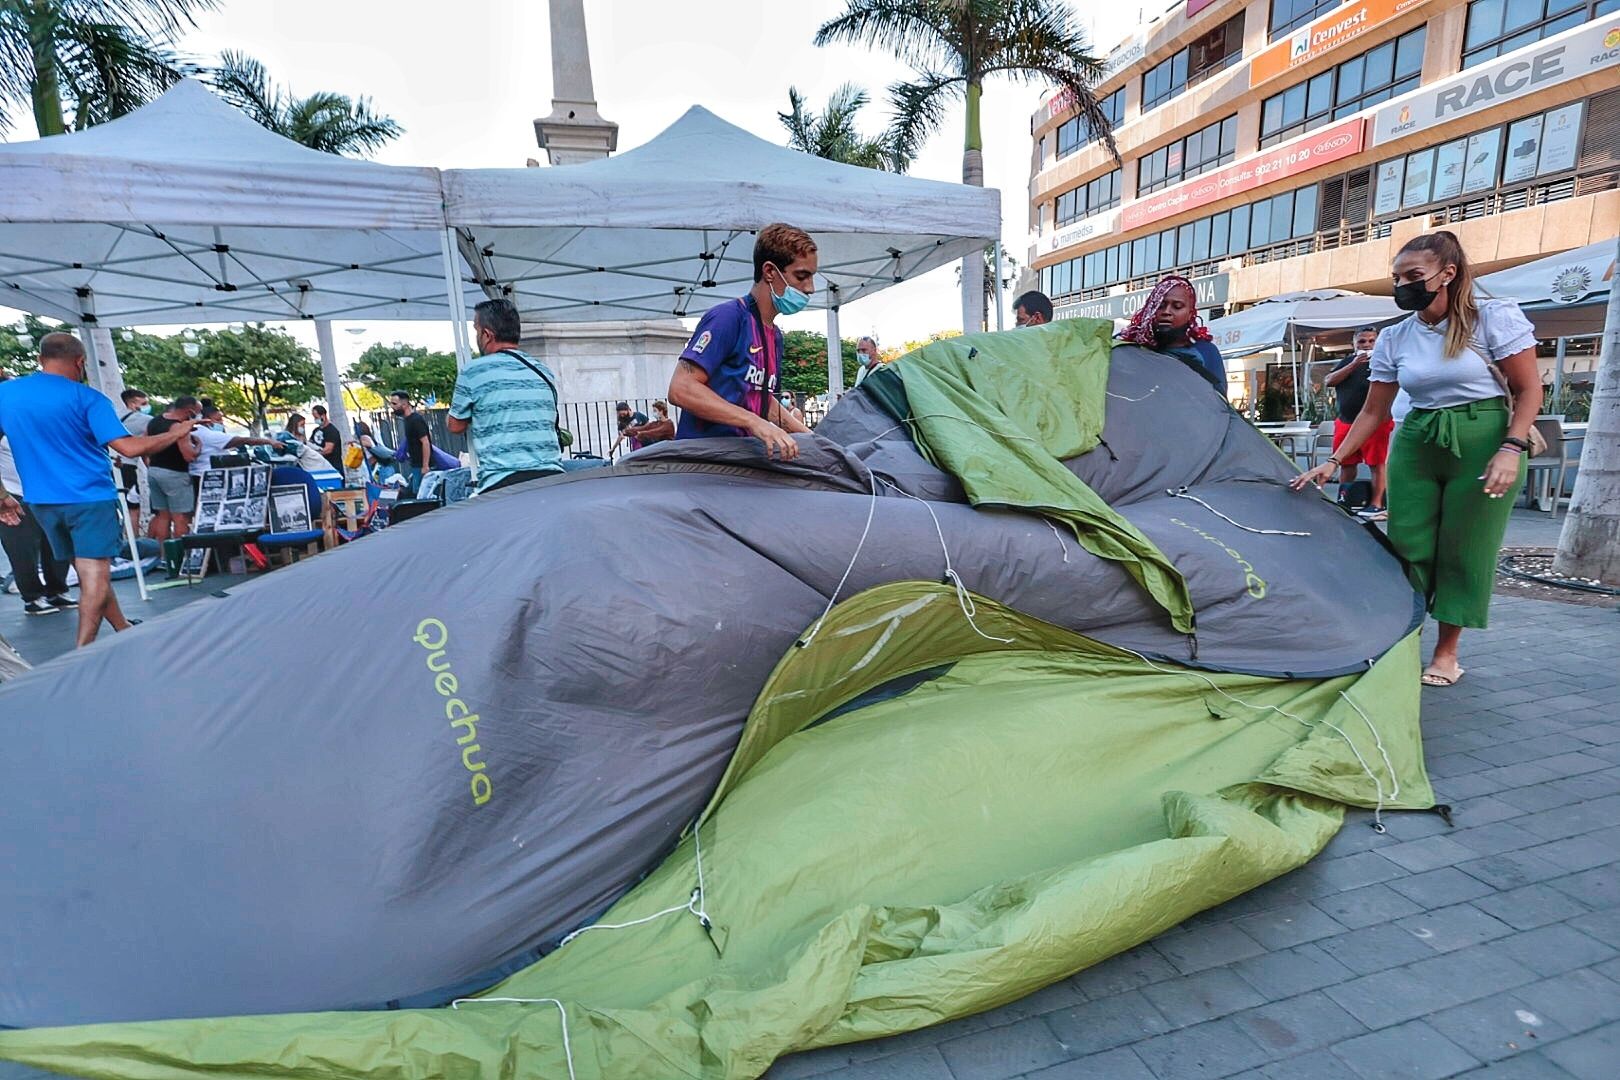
[190,426,236,477]
[0,436,23,499]
[1369,298,1537,411]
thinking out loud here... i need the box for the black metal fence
[366,391,834,463]
[367,398,678,462]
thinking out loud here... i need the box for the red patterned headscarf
[1118,275,1213,347]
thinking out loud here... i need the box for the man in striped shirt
[447,298,564,494]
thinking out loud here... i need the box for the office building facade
[1030,0,1619,373]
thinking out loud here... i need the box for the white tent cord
[559,822,710,945]
[1118,646,1396,830]
[448,997,576,1080]
[1045,518,1071,563]
[798,465,881,648]
[1107,385,1160,402]
[1336,689,1400,806]
[879,479,1014,644]
[1167,487,1312,537]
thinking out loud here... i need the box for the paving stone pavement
[766,594,1620,1080]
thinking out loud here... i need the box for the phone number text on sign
[1121,119,1365,231]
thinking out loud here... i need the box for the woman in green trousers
[1293,231,1542,687]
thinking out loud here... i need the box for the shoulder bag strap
[496,348,566,444]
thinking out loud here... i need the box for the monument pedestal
[520,319,691,404]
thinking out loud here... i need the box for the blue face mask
[137,404,152,415]
[768,266,810,316]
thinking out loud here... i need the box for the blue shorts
[31,500,125,561]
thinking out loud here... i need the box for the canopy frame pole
[993,240,1005,332]
[440,228,473,371]
[826,289,844,400]
[1288,324,1300,419]
[111,464,149,603]
[1553,336,1567,405]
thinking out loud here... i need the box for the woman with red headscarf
[1118,275,1226,395]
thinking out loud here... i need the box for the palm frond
[885,70,961,169]
[206,52,401,155]
[814,0,959,73]
[208,49,282,131]
[778,86,816,153]
[57,0,218,40]
[56,19,190,126]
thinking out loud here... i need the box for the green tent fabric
[0,582,1430,1080]
[861,318,1195,634]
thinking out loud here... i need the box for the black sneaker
[22,599,57,616]
[47,593,78,610]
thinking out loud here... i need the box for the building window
[1138,116,1238,195]
[1141,14,1245,112]
[1372,99,1588,216]
[1053,168,1122,227]
[1259,27,1425,148]
[1462,0,1619,68]
[1054,87,1127,159]
[1269,0,1346,39]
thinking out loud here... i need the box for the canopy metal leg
[825,296,844,400]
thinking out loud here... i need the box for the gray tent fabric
[0,345,1419,1030]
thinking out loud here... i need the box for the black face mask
[1153,325,1182,349]
[1393,272,1447,312]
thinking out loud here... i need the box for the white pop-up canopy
[1478,238,1618,339]
[442,106,1001,322]
[1204,290,1406,359]
[0,80,464,327]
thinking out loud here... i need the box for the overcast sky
[5,0,1139,367]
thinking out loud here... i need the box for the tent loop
[555,816,712,948]
[448,997,576,1080]
[1166,487,1312,537]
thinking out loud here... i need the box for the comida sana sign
[1373,20,1620,145]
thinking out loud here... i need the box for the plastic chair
[1311,421,1337,471]
[256,466,325,563]
[1523,418,1568,515]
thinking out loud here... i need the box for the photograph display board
[269,486,313,533]
[194,465,273,535]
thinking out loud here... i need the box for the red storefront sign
[1120,118,1365,231]
[1186,0,1220,16]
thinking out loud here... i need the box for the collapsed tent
[0,321,1430,1078]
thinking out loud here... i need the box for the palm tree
[1554,234,1620,583]
[779,83,910,172]
[209,51,401,156]
[816,0,1116,332]
[0,0,213,137]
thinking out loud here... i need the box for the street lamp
[183,342,200,359]
[120,330,134,342]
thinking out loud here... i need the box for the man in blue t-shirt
[0,333,197,647]
[668,222,815,461]
[447,297,564,493]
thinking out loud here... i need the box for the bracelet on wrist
[1498,444,1525,456]
[1501,435,1531,452]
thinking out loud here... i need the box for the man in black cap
[609,400,649,458]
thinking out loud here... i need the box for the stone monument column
[522,0,691,441]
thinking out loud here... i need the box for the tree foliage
[347,342,457,404]
[779,83,910,171]
[815,0,1115,163]
[781,330,861,395]
[208,50,402,156]
[0,0,212,137]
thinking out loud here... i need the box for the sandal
[1421,666,1465,687]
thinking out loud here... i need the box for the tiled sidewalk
[768,595,1619,1080]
